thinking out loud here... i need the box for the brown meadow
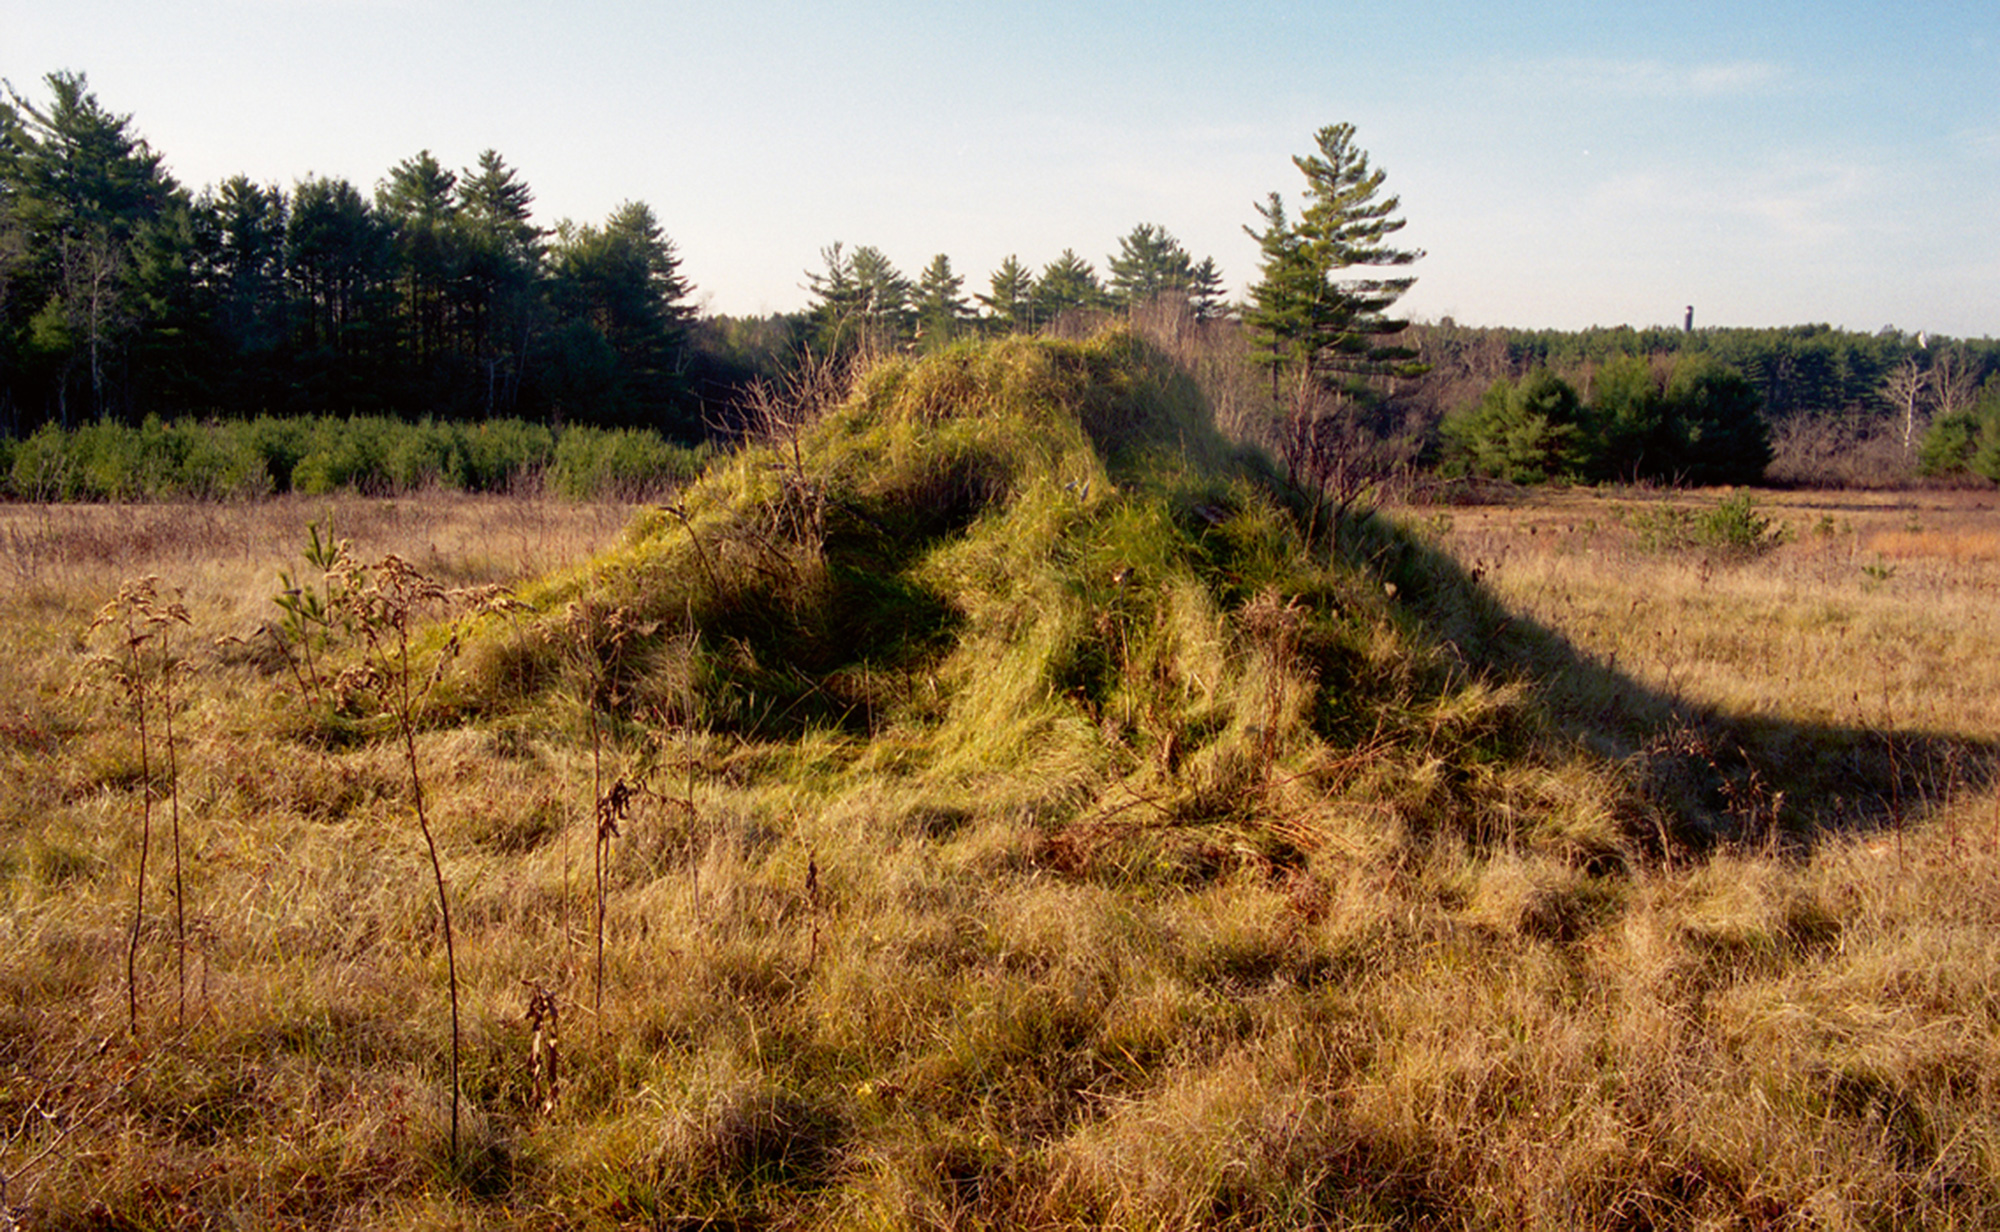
[4,386,1999,1227]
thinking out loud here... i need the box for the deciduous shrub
[547,426,707,499]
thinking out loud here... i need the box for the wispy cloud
[1956,125,2000,160]
[1585,156,1875,247]
[1682,61,1785,97]
[1731,164,1872,244]
[1500,57,1786,100]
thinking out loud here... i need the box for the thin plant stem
[591,703,605,1014]
[392,607,461,1165]
[327,552,470,1166]
[562,778,573,972]
[92,579,189,1037]
[164,635,185,1029]
[127,650,152,1037]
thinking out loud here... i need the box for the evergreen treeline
[794,227,1227,360]
[1431,321,2000,425]
[1437,357,1771,486]
[0,73,719,438]
[1403,321,2000,486]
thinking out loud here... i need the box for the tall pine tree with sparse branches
[1243,123,1424,403]
[1244,124,1425,503]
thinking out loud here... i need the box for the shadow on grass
[1349,508,1998,854]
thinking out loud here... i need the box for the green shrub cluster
[1919,377,2000,483]
[3,416,706,501]
[547,426,711,499]
[1618,492,1787,557]
[7,417,270,501]
[1441,354,1772,486]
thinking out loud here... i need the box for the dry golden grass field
[1428,486,2000,739]
[4,347,2000,1231]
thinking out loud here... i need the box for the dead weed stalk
[313,546,519,1164]
[84,576,193,1034]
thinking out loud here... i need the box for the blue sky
[8,0,1997,335]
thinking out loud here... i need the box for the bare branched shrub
[84,576,192,1033]
[1636,720,1787,851]
[1127,306,1426,521]
[1767,412,1917,488]
[731,350,853,461]
[1127,300,1269,446]
[294,545,521,1163]
[724,353,855,579]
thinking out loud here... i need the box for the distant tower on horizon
[1684,305,1694,332]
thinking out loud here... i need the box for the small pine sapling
[270,516,351,715]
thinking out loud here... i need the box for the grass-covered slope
[457,328,1640,875]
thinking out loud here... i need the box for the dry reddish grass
[1416,486,2000,738]
[0,492,636,608]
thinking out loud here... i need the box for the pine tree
[455,151,542,415]
[285,175,394,370]
[1243,123,1423,401]
[977,255,1035,334]
[376,150,460,366]
[1032,249,1106,324]
[2,72,181,425]
[208,176,289,352]
[176,175,289,413]
[457,150,538,254]
[913,253,973,352]
[1244,123,1426,503]
[1187,256,1228,323]
[545,201,696,431]
[849,245,912,349]
[805,242,910,357]
[1106,223,1195,310]
[804,241,863,355]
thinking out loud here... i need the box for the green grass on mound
[429,328,1646,883]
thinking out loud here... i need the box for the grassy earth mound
[455,328,1643,878]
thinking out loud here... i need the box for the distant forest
[5,72,1998,488]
